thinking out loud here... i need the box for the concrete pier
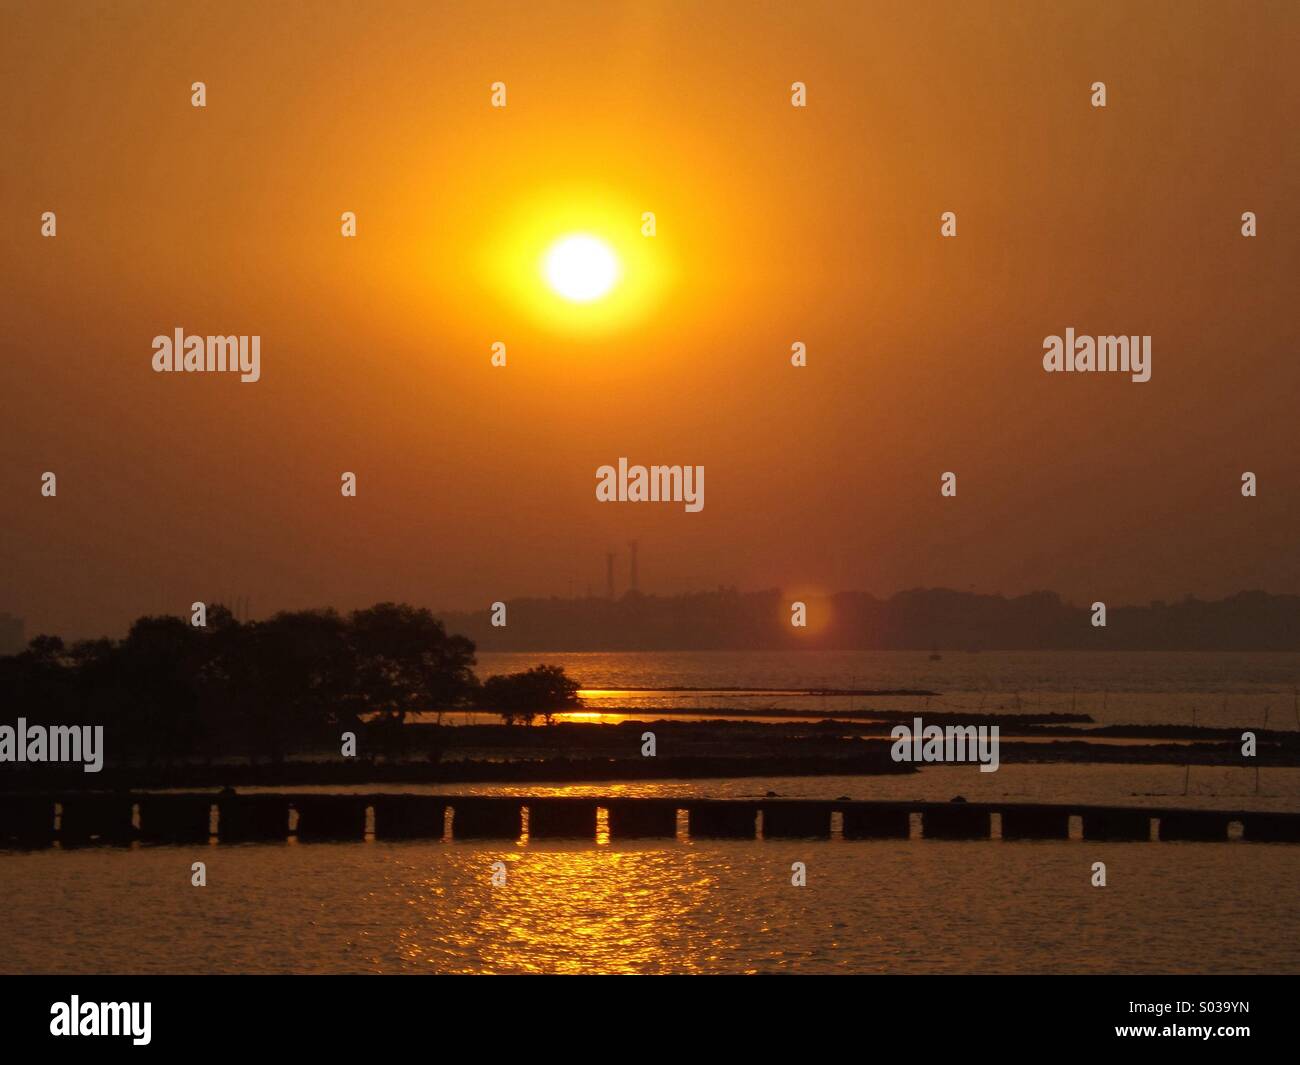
[450,798,522,840]
[921,804,991,840]
[58,796,135,845]
[839,804,910,839]
[761,802,832,839]
[526,799,598,839]
[139,795,212,844]
[3,793,1295,847]
[1082,808,1152,841]
[1000,806,1071,840]
[217,794,290,842]
[687,802,758,839]
[1157,810,1233,842]
[604,799,678,839]
[1239,811,1300,842]
[373,795,447,840]
[0,795,55,845]
[292,795,367,841]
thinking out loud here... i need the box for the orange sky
[2,0,1298,638]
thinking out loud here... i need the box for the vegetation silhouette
[0,602,579,767]
[476,664,582,726]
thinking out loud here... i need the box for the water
[238,765,1300,813]
[4,650,1297,974]
[3,838,1297,974]
[475,649,1300,728]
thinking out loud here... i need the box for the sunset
[543,234,621,303]
[0,0,1297,1050]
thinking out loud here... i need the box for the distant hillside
[438,588,1300,652]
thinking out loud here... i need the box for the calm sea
[3,651,1297,974]
[3,838,1298,974]
[477,649,1300,728]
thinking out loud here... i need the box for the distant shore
[5,713,1296,792]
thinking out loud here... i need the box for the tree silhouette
[0,601,494,769]
[477,664,581,726]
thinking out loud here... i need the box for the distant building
[0,612,24,655]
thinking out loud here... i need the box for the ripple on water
[1,838,1298,974]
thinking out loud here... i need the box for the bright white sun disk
[543,235,620,302]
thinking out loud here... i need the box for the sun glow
[482,189,670,335]
[543,235,620,302]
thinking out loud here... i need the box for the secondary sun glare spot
[543,234,621,302]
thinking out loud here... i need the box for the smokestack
[606,551,616,599]
[628,539,639,593]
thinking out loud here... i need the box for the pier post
[1081,809,1152,841]
[604,799,678,839]
[839,803,910,839]
[1000,806,1071,840]
[0,795,55,846]
[1239,811,1300,842]
[921,804,992,840]
[687,802,758,839]
[58,795,135,845]
[1157,811,1232,842]
[451,798,522,840]
[761,801,832,839]
[527,799,598,840]
[373,795,447,840]
[292,795,367,841]
[138,794,213,844]
[218,794,290,842]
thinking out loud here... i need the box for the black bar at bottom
[0,975,1287,1052]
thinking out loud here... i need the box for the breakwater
[3,793,1298,846]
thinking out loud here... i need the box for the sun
[480,188,671,335]
[543,234,621,302]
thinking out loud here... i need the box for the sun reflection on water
[390,844,724,974]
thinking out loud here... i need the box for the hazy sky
[2,1,1298,639]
